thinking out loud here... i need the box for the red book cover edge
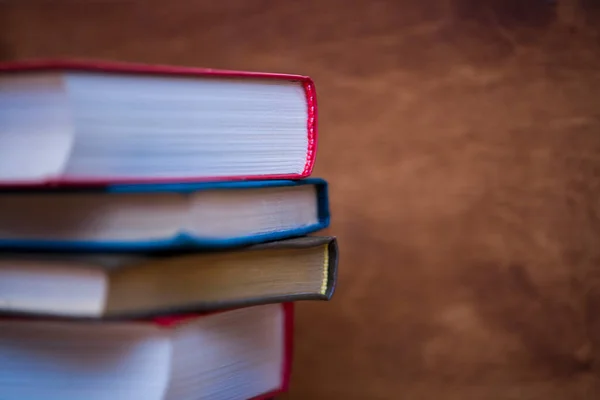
[0,59,318,186]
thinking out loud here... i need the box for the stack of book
[0,60,338,400]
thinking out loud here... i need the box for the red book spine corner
[301,79,318,178]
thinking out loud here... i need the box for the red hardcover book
[0,59,318,186]
[0,303,294,400]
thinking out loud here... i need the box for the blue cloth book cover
[0,178,330,252]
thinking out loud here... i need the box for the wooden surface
[2,1,600,398]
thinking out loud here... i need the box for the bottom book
[0,303,293,400]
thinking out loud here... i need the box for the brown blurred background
[3,0,600,398]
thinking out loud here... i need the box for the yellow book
[0,236,338,319]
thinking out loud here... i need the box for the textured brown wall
[3,1,600,399]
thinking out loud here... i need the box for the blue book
[0,179,329,251]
